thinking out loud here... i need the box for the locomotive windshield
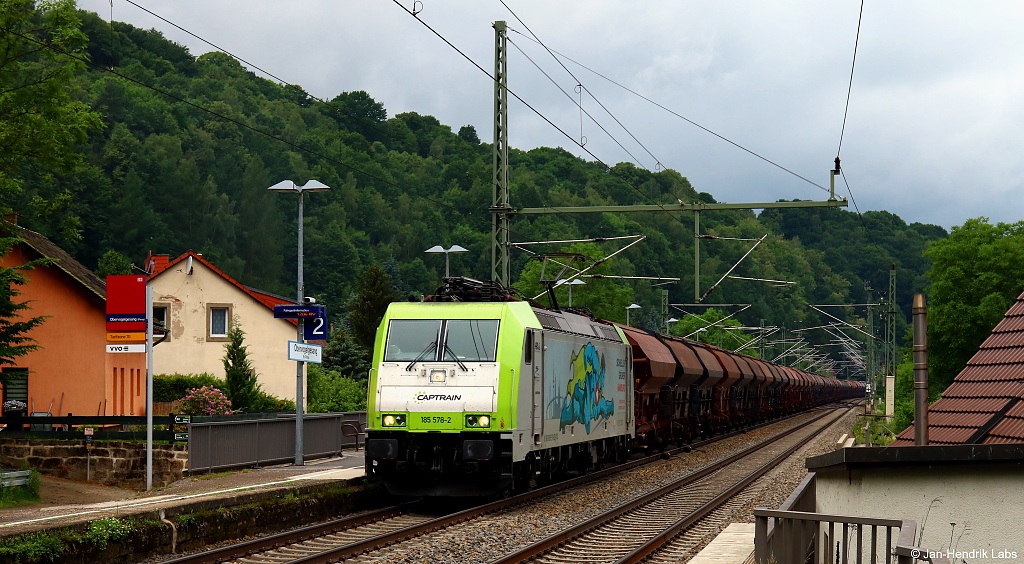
[384,319,441,361]
[442,320,499,362]
[383,319,498,363]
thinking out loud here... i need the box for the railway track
[494,403,854,563]
[161,403,856,564]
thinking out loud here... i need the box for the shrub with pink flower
[177,385,235,415]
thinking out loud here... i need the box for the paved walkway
[0,454,366,536]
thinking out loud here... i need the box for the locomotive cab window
[385,319,442,361]
[442,320,499,362]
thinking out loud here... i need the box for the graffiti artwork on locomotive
[364,278,864,497]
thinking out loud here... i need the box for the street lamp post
[425,244,468,278]
[626,303,641,326]
[269,179,330,466]
[666,317,678,334]
[556,278,586,306]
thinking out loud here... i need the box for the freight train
[364,278,863,497]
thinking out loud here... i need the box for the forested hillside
[2,4,949,377]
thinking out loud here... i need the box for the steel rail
[161,503,419,564]
[615,406,853,563]
[490,404,852,563]
[164,405,849,564]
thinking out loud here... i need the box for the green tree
[222,319,261,412]
[0,235,49,366]
[306,365,367,413]
[95,249,132,277]
[925,217,1024,393]
[322,328,370,380]
[346,264,401,350]
[0,0,103,238]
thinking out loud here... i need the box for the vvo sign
[106,344,146,353]
[287,341,322,364]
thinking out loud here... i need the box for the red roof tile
[929,397,1010,413]
[1005,299,1024,316]
[986,417,1024,441]
[1006,401,1024,418]
[956,364,1024,382]
[925,412,993,428]
[992,316,1024,332]
[149,250,297,321]
[918,427,977,444]
[942,381,1024,399]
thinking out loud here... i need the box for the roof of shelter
[892,290,1024,445]
[4,222,106,300]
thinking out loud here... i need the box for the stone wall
[0,439,187,489]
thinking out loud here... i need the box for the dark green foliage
[0,530,65,562]
[322,328,370,380]
[152,373,223,402]
[251,391,294,413]
[0,236,50,366]
[924,217,1024,394]
[346,265,402,351]
[306,365,367,413]
[95,249,132,276]
[0,0,103,244]
[1,9,956,380]
[222,321,262,412]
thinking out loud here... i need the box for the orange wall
[2,245,147,416]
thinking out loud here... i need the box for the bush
[248,390,295,413]
[307,365,367,413]
[153,373,223,402]
[177,386,234,416]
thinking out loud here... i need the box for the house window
[207,304,232,341]
[153,304,169,340]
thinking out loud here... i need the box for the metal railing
[754,473,950,564]
[0,469,32,487]
[187,412,366,473]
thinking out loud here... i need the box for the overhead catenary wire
[507,38,648,169]
[499,0,665,171]
[834,0,865,217]
[508,30,832,195]
[389,0,694,242]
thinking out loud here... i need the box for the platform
[688,522,755,563]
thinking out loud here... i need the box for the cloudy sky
[77,1,1024,230]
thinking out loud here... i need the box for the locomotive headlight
[465,414,491,428]
[382,414,406,427]
[478,415,490,428]
[429,369,447,383]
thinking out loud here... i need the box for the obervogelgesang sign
[287,340,322,364]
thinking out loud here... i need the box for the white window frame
[207,304,232,341]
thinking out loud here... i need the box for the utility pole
[491,20,511,286]
[489,21,848,290]
[865,283,875,411]
[885,264,897,420]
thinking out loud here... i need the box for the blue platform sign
[273,304,324,318]
[304,308,328,341]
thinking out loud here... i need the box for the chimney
[150,254,170,275]
[913,293,929,446]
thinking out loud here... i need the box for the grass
[0,469,41,508]
[852,409,897,446]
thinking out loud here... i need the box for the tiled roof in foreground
[892,290,1024,445]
